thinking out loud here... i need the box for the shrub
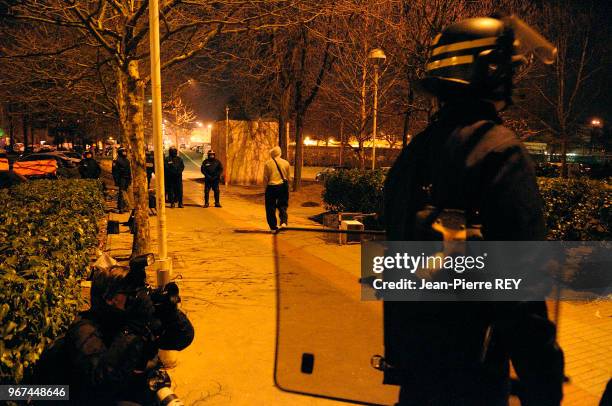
[322,170,611,240]
[538,178,610,241]
[0,179,104,383]
[322,168,386,213]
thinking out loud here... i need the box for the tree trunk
[359,140,365,170]
[339,120,344,166]
[278,86,291,158]
[402,88,414,147]
[560,130,568,178]
[292,113,304,191]
[8,105,14,150]
[125,61,150,256]
[22,113,28,149]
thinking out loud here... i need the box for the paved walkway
[103,153,610,405]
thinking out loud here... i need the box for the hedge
[0,179,104,383]
[322,170,611,240]
[538,178,610,241]
[322,168,386,213]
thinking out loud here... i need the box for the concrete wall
[287,145,401,168]
[211,119,278,185]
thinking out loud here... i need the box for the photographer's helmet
[420,16,556,104]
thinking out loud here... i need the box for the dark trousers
[265,184,288,230]
[167,176,183,205]
[204,179,220,204]
[117,181,130,212]
[146,171,153,188]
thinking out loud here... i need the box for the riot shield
[273,228,397,405]
[274,227,609,405]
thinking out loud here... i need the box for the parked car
[50,150,82,164]
[14,153,80,179]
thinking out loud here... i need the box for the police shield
[272,228,607,405]
[273,228,397,405]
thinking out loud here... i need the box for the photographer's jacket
[383,100,563,405]
[63,300,194,405]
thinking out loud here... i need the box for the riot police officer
[112,148,132,213]
[383,16,564,406]
[200,150,223,208]
[79,151,101,179]
[164,147,184,208]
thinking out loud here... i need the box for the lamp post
[368,48,386,170]
[148,0,171,286]
[225,106,229,187]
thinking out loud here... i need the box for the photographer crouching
[62,256,193,405]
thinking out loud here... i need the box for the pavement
[102,151,611,406]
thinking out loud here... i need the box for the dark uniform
[164,148,184,208]
[79,153,102,179]
[200,151,223,207]
[112,150,132,213]
[383,17,564,406]
[145,150,155,188]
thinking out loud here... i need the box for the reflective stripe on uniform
[431,37,498,56]
[426,55,474,72]
[13,159,58,176]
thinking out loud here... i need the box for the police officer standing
[78,151,101,179]
[383,16,564,406]
[112,148,132,213]
[200,150,223,208]
[164,147,185,208]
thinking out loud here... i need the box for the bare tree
[516,0,608,176]
[2,0,302,254]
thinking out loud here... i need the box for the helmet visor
[506,16,557,65]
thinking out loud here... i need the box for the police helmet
[169,147,178,157]
[118,148,128,157]
[207,150,216,157]
[420,16,556,104]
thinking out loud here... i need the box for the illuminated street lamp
[196,121,203,127]
[368,48,386,170]
[591,118,603,128]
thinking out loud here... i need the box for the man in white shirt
[263,146,291,230]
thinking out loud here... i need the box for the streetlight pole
[148,0,171,286]
[368,48,386,170]
[371,64,380,170]
[225,105,229,187]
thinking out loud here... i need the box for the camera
[129,253,181,316]
[148,369,184,406]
